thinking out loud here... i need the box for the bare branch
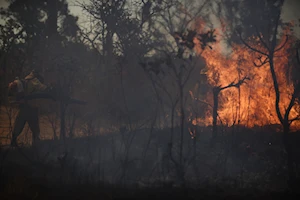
[180,0,209,32]
[182,61,196,86]
[220,76,250,91]
[79,3,102,21]
[255,26,270,52]
[290,115,300,123]
[285,84,300,123]
[253,55,269,67]
[79,29,101,52]
[238,32,269,57]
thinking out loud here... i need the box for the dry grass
[0,106,73,146]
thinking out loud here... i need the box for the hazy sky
[0,0,299,19]
[69,0,300,30]
[282,0,300,21]
[0,0,299,35]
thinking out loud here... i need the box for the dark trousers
[11,104,40,145]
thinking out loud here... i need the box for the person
[8,69,50,147]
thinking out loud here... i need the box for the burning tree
[202,0,300,185]
[237,5,300,186]
[210,76,250,146]
[187,0,300,129]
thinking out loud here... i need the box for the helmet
[31,69,40,75]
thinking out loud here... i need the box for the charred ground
[1,125,300,199]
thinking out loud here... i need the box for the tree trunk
[179,84,186,188]
[105,30,114,59]
[282,122,296,185]
[68,113,76,138]
[47,0,58,39]
[212,87,220,147]
[269,58,296,184]
[179,85,184,167]
[60,102,67,149]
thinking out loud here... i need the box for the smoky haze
[0,0,300,199]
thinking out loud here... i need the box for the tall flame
[192,26,300,129]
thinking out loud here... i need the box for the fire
[191,27,300,129]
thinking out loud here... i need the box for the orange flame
[191,25,300,130]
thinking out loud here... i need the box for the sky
[0,0,299,19]
[68,0,300,33]
[0,0,299,35]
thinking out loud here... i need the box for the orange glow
[191,25,300,130]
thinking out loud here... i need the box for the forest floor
[1,106,300,199]
[1,146,300,200]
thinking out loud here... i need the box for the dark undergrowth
[1,128,300,199]
[1,162,300,200]
[0,180,300,200]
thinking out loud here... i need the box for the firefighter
[8,69,50,147]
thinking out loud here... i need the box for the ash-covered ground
[1,126,300,199]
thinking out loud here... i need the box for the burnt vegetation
[0,0,300,199]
